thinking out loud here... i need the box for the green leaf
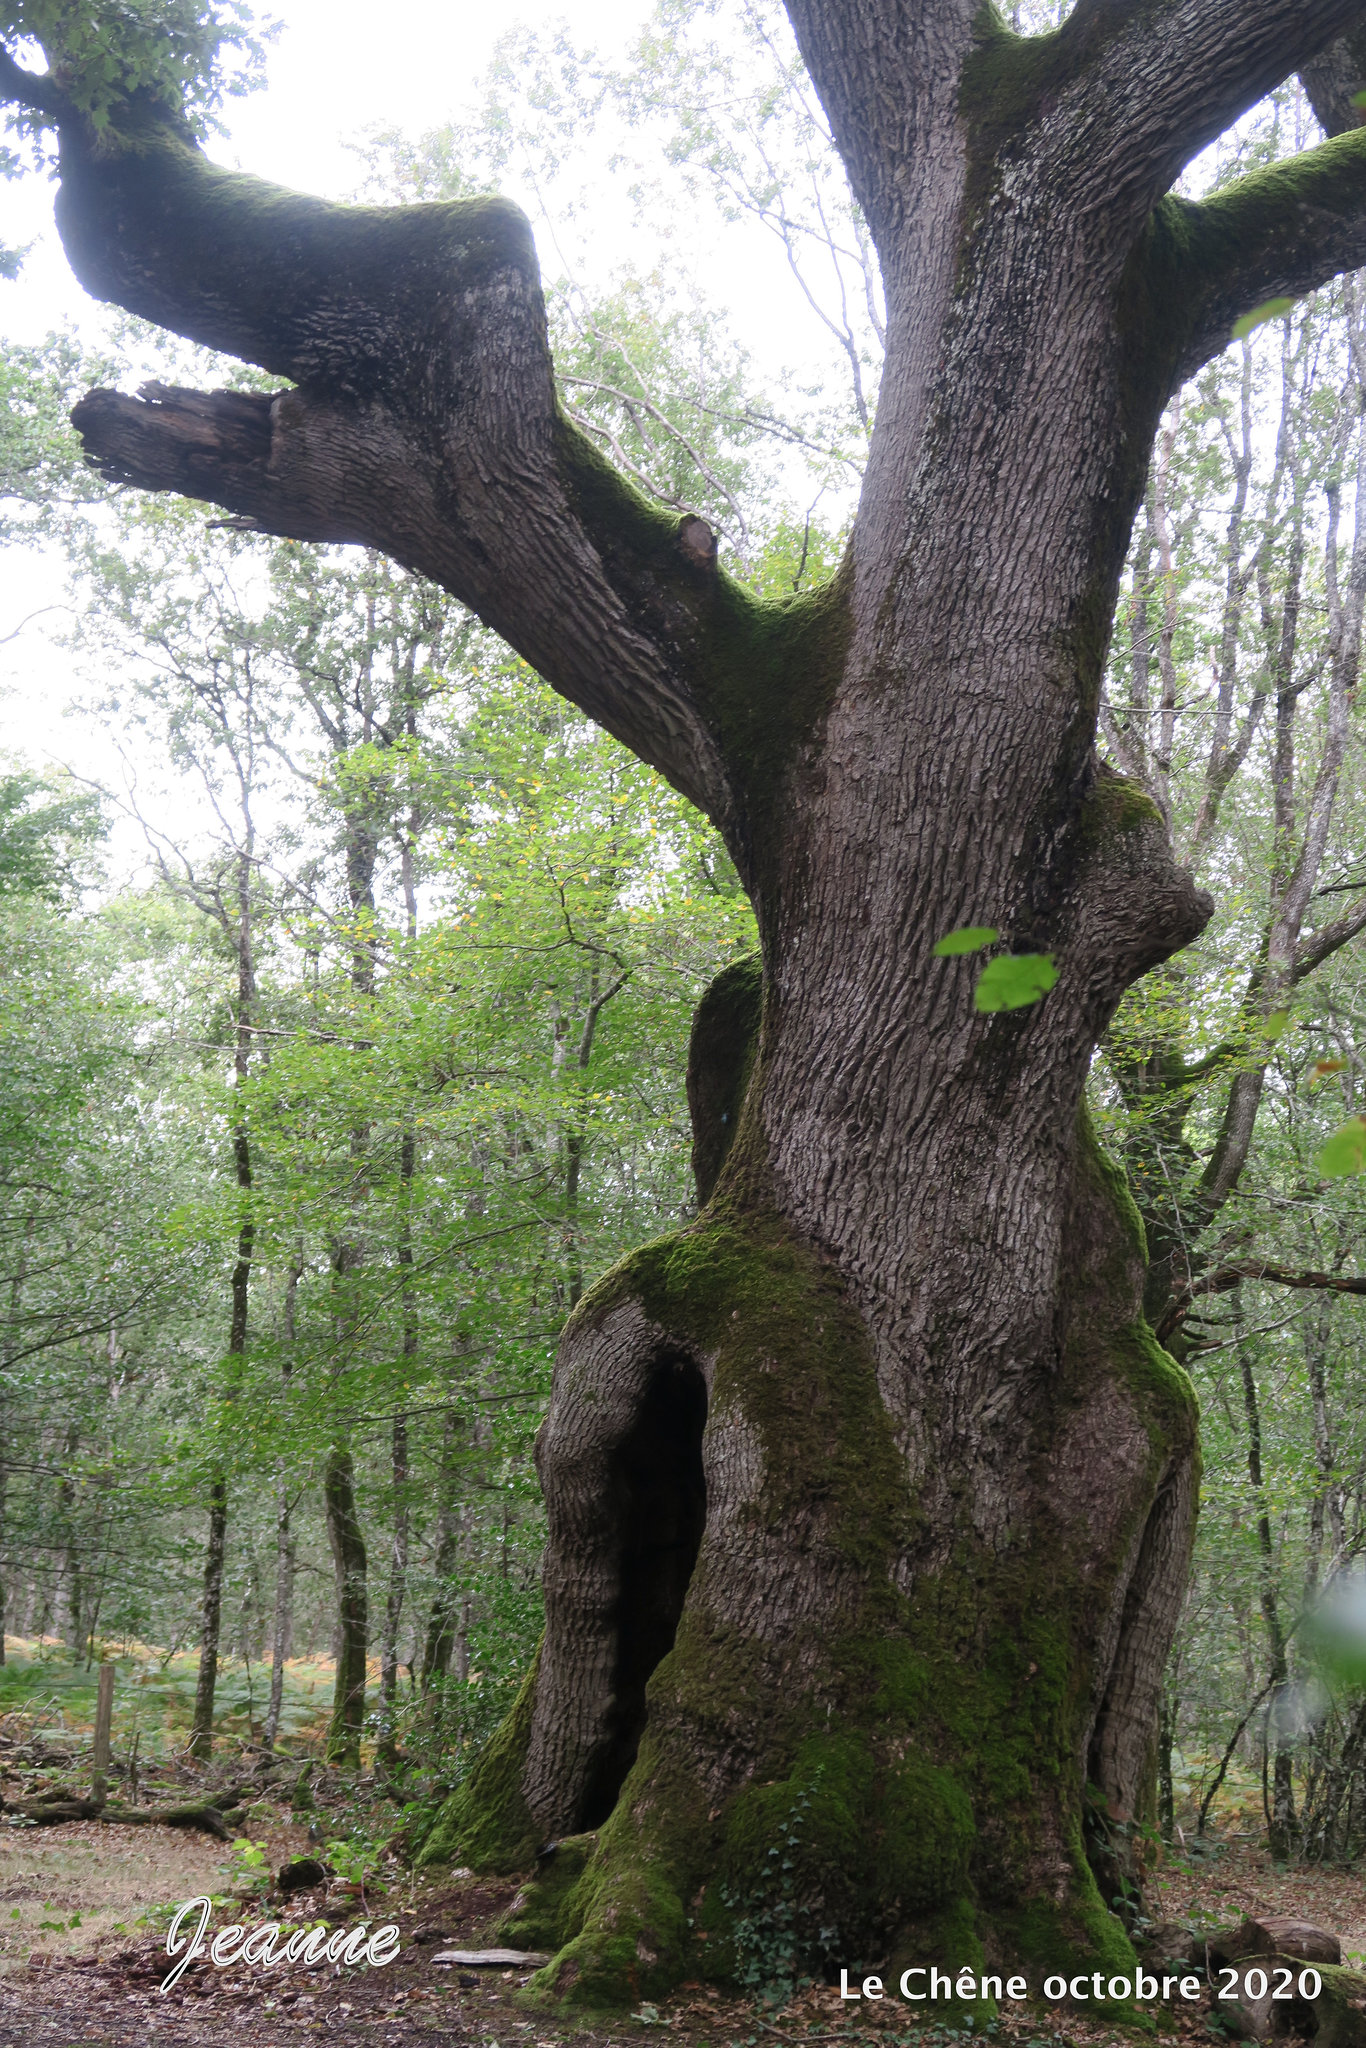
[1315,1116,1366,1178]
[973,954,1057,1013]
[1261,1009,1290,1042]
[1352,90,1366,110]
[933,926,999,957]
[1232,298,1295,341]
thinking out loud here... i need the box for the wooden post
[91,1661,114,1809]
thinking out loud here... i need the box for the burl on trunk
[13,0,1366,2012]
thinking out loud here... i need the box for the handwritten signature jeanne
[162,1895,402,1993]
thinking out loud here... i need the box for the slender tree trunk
[556,964,629,1309]
[378,832,421,1767]
[377,1409,410,1765]
[189,1477,229,1761]
[1238,1330,1297,1860]
[1306,1300,1344,1589]
[57,1424,81,1653]
[0,1223,36,1669]
[1157,1696,1175,1845]
[421,1408,465,1689]
[264,1488,295,1750]
[317,704,391,1765]
[323,1439,369,1765]
[190,850,256,1762]
[264,1250,302,1753]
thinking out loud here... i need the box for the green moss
[60,121,536,387]
[554,416,851,891]
[1302,1965,1366,2047]
[958,5,1072,197]
[711,1733,974,1977]
[415,1649,541,1872]
[520,1728,702,2009]
[694,564,852,885]
[500,1834,598,1951]
[1080,770,1164,847]
[995,1885,1141,2018]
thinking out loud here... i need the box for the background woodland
[4,0,1366,1877]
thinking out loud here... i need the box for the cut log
[430,1948,551,1968]
[1208,1916,1342,1968]
[1210,1946,1364,2046]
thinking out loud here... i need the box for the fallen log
[3,1796,101,1824]
[100,1800,234,1840]
[430,1948,551,1968]
[1,1792,234,1839]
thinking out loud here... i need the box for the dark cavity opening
[575,1345,708,1831]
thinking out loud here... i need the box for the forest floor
[0,1828,1362,2048]
[0,1647,1364,2048]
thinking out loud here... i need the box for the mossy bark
[423,956,1200,2009]
[35,0,1366,2016]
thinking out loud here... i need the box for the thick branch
[1069,0,1366,178]
[1302,22,1366,138]
[1296,898,1366,978]
[56,121,811,865]
[1167,128,1366,381]
[0,46,66,121]
[1189,1261,1366,1302]
[780,0,978,249]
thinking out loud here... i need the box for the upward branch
[1055,0,1366,201]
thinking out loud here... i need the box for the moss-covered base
[424,1060,1195,2013]
[415,1651,541,1872]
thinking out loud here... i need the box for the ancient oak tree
[9,0,1366,2008]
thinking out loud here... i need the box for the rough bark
[21,0,1366,2010]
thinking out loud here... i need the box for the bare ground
[0,1836,1362,2048]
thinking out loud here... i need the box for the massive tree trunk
[18,0,1366,2009]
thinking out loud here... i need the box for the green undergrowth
[0,1638,332,1754]
[414,1648,541,1871]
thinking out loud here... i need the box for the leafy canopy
[1,0,272,152]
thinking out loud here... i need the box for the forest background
[4,0,1366,1869]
